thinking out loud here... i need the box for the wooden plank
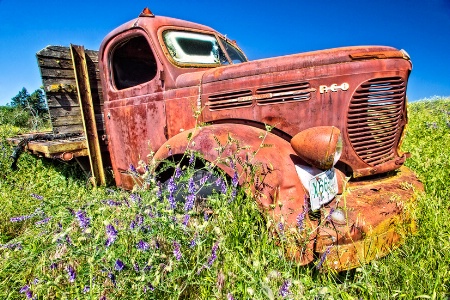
[71,44,106,186]
[28,139,87,153]
[51,124,85,134]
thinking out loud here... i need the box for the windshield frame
[159,27,247,68]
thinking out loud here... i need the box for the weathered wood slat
[37,45,104,136]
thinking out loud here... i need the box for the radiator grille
[206,90,252,110]
[347,77,406,166]
[255,82,311,105]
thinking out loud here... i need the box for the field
[0,97,449,299]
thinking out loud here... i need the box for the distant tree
[10,87,48,116]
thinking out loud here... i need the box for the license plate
[309,168,338,211]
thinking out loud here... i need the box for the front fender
[154,124,308,225]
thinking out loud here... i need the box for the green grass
[0,97,449,299]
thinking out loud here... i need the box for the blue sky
[0,0,449,106]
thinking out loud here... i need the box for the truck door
[100,30,166,189]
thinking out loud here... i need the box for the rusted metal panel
[70,45,106,186]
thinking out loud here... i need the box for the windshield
[163,30,247,67]
[219,37,247,64]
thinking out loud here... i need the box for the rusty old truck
[10,8,423,270]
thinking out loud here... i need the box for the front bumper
[312,166,423,271]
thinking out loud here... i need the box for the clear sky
[0,0,449,106]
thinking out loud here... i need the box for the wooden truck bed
[8,45,108,186]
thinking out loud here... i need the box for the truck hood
[175,46,407,88]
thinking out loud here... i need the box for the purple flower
[221,181,227,194]
[182,214,190,226]
[10,214,33,222]
[189,152,195,165]
[189,235,197,248]
[156,181,162,199]
[35,217,51,225]
[105,224,118,247]
[100,295,107,300]
[129,220,136,230]
[173,241,182,261]
[30,193,43,200]
[67,265,76,283]
[49,262,58,269]
[207,242,219,267]
[184,194,195,211]
[227,293,235,300]
[168,194,176,210]
[316,246,331,270]
[108,272,116,286]
[115,259,125,271]
[199,174,210,186]
[133,263,140,272]
[3,242,22,250]
[144,282,155,293]
[104,199,122,206]
[230,187,237,202]
[278,222,284,233]
[137,240,150,251]
[75,210,90,231]
[296,205,309,232]
[188,177,196,194]
[279,280,291,297]
[143,264,152,272]
[83,285,90,293]
[20,285,30,293]
[130,193,142,205]
[175,166,182,178]
[232,172,239,187]
[129,164,137,173]
[168,177,177,193]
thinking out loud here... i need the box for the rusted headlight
[291,126,342,170]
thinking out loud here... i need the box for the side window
[111,36,157,90]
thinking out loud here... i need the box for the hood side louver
[206,90,253,110]
[255,82,312,105]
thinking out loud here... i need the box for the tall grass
[0,97,449,299]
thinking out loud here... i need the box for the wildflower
[207,242,219,267]
[75,210,90,231]
[189,235,197,248]
[67,265,76,283]
[173,241,182,261]
[108,272,116,286]
[35,217,51,225]
[129,220,136,230]
[137,240,150,251]
[156,181,162,199]
[316,246,331,270]
[130,193,142,205]
[133,263,140,272]
[100,295,107,300]
[115,259,125,271]
[204,211,211,221]
[30,193,43,200]
[182,214,190,226]
[168,193,176,210]
[189,152,195,165]
[83,285,90,293]
[49,262,58,269]
[184,194,195,212]
[227,293,235,300]
[129,164,137,173]
[279,280,291,297]
[278,222,284,233]
[188,177,196,193]
[104,199,122,206]
[143,264,152,272]
[105,224,118,247]
[144,282,155,293]
[199,174,210,185]
[2,242,22,250]
[175,166,182,178]
[65,234,73,245]
[10,214,34,222]
[232,172,239,187]
[230,187,237,202]
[326,208,335,223]
[296,205,309,232]
[221,181,227,194]
[20,285,30,293]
